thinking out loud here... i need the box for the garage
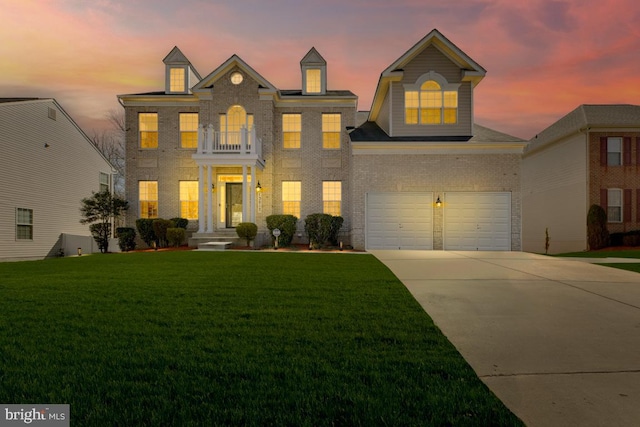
[443,192,511,251]
[366,192,433,250]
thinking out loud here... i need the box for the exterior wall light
[211,183,215,192]
[256,181,262,192]
[436,196,442,207]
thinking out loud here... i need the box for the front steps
[189,231,242,251]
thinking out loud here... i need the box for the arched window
[405,74,458,125]
[219,105,253,145]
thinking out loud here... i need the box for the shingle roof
[279,90,356,97]
[0,98,42,103]
[349,121,524,143]
[525,104,640,153]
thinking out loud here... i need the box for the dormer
[163,47,201,94]
[300,47,327,95]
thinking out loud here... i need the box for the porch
[192,125,265,235]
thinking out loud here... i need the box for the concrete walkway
[371,250,640,427]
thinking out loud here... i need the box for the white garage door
[444,192,511,251]
[366,192,433,250]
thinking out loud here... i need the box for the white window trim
[607,188,623,223]
[404,71,460,125]
[16,208,33,240]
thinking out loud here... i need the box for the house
[0,98,116,260]
[522,104,640,254]
[117,29,526,250]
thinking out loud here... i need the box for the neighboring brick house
[522,104,640,254]
[0,98,115,260]
[118,29,526,250]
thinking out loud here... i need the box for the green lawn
[0,252,522,426]
[555,249,640,273]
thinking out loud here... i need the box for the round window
[230,72,243,85]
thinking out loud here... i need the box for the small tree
[587,204,609,250]
[80,190,128,253]
[152,219,174,248]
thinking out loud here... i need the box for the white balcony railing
[197,124,262,158]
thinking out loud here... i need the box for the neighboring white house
[0,98,116,260]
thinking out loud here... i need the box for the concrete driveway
[371,250,640,427]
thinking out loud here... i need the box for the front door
[226,183,243,228]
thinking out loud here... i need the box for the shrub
[236,222,258,247]
[152,219,174,248]
[136,218,157,248]
[266,215,298,247]
[167,228,186,248]
[116,227,137,252]
[305,213,333,248]
[170,217,189,229]
[329,216,344,246]
[587,204,609,250]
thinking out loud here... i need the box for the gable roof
[300,47,326,66]
[191,54,278,93]
[369,29,486,121]
[525,104,640,154]
[163,46,191,65]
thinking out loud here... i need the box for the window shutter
[624,189,632,222]
[600,137,607,166]
[600,188,608,210]
[636,189,640,222]
[636,137,640,166]
[623,137,632,165]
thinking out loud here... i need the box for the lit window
[607,137,622,166]
[99,172,110,192]
[16,208,33,240]
[180,113,198,148]
[608,189,623,223]
[170,68,185,92]
[322,113,341,149]
[282,181,301,218]
[180,181,198,220]
[323,181,341,216]
[139,113,158,149]
[139,181,158,219]
[405,80,458,125]
[283,114,301,149]
[306,69,321,93]
[220,105,253,146]
[230,72,243,85]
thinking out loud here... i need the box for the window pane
[139,181,158,219]
[607,137,622,166]
[608,189,622,222]
[180,113,198,148]
[420,90,441,108]
[282,182,301,218]
[421,108,441,124]
[139,113,158,148]
[170,68,185,92]
[421,80,441,90]
[180,181,198,220]
[444,91,458,108]
[16,208,33,240]
[283,114,301,149]
[322,114,341,149]
[323,182,341,216]
[306,69,321,93]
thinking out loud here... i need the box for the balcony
[196,124,262,160]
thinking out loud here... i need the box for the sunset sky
[2,0,639,139]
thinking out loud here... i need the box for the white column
[207,165,214,232]
[250,166,256,223]
[198,165,205,233]
[242,165,248,223]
